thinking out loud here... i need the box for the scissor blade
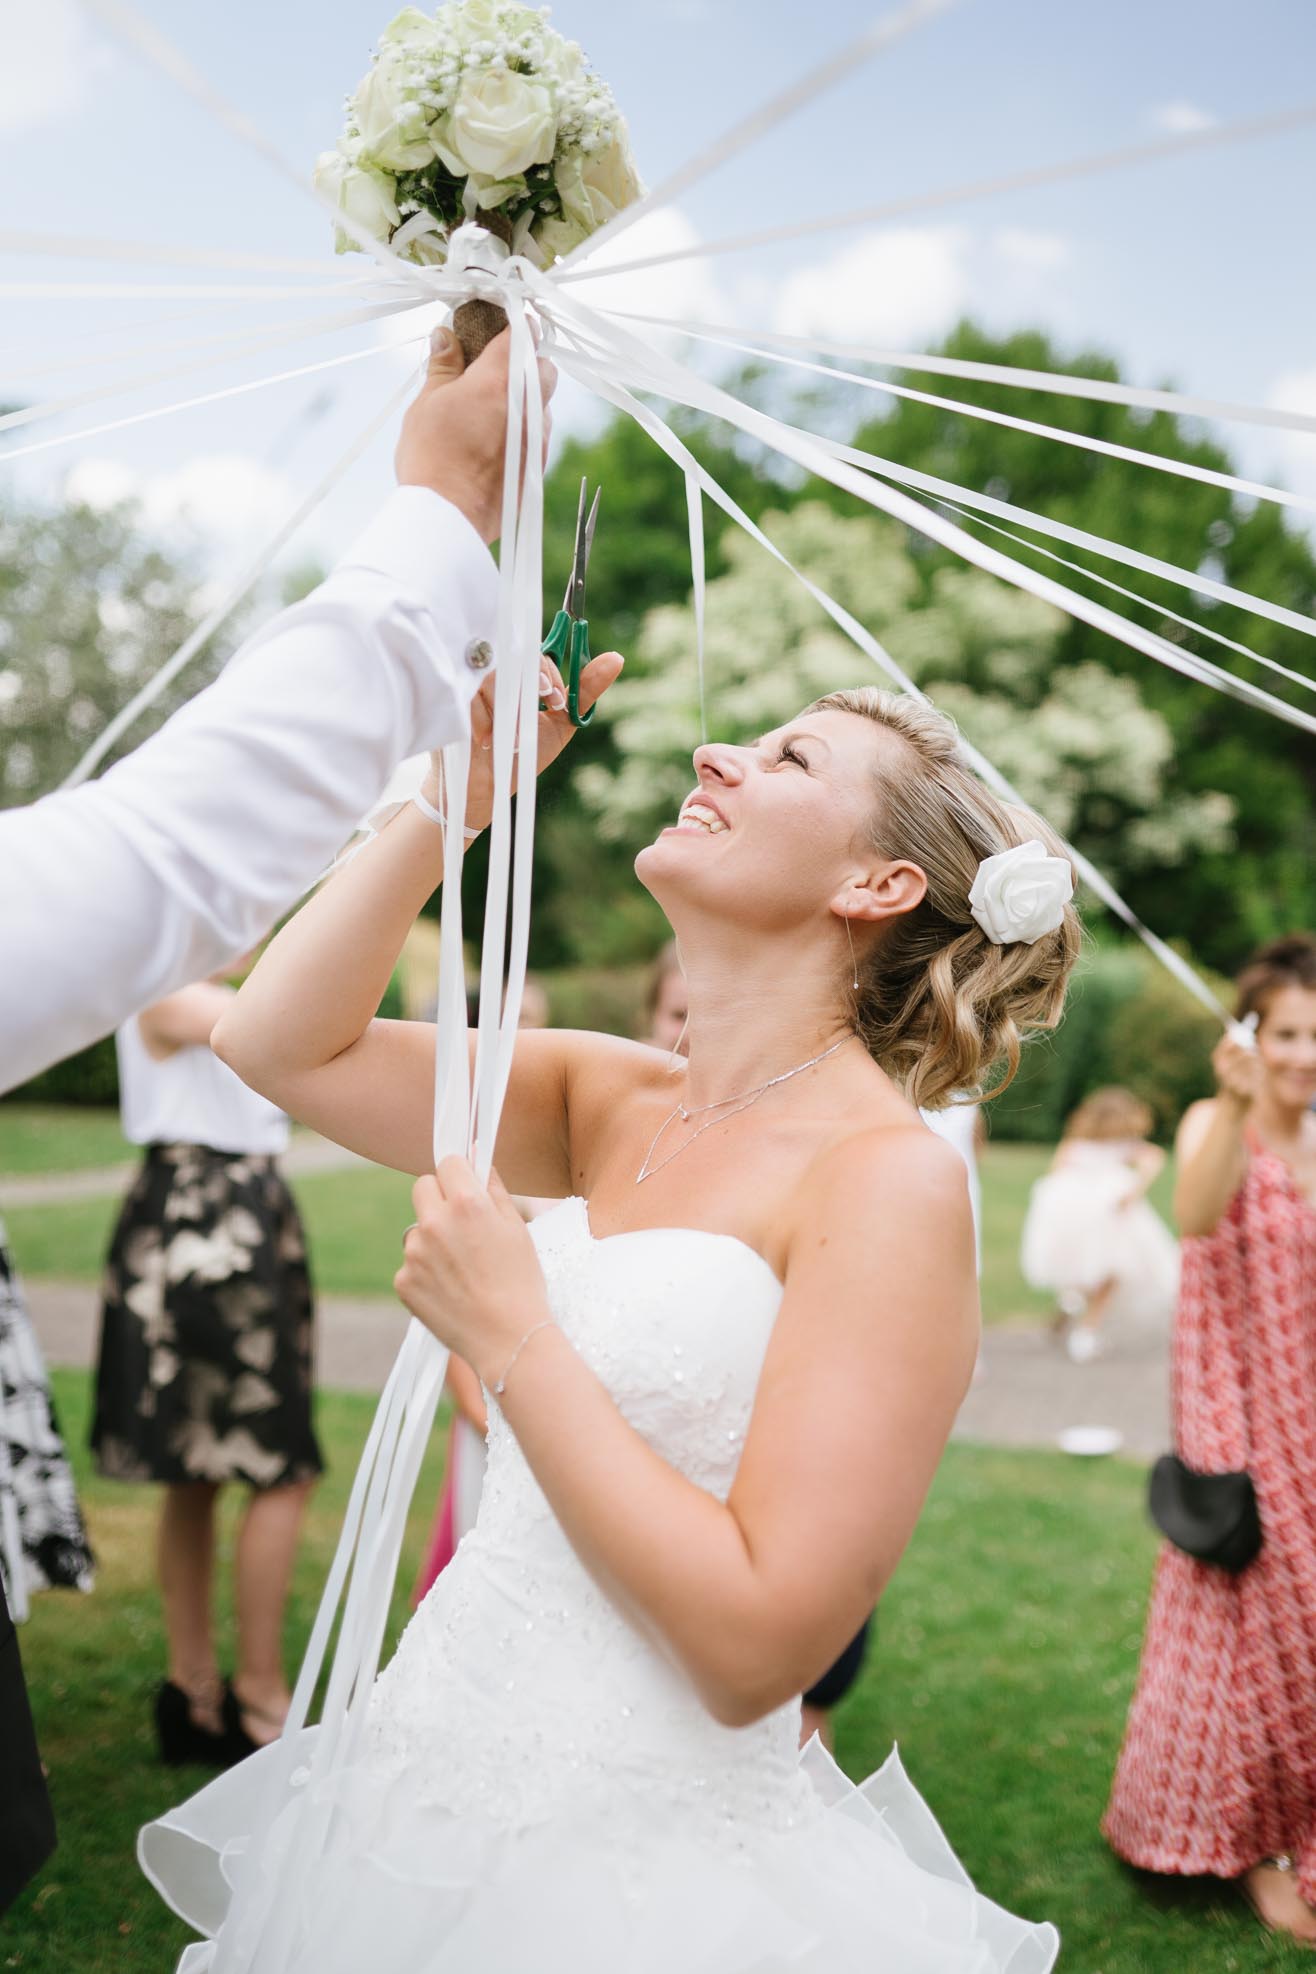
[561,476,590,613]
[571,486,601,616]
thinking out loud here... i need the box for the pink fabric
[411,1417,459,1609]
[1104,1141,1316,1894]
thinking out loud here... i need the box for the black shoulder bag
[1148,1344,1262,1574]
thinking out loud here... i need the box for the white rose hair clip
[968,840,1075,947]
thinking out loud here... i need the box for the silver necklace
[636,1037,847,1185]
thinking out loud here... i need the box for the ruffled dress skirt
[142,1540,1058,1973]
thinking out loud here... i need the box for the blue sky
[2,0,1313,569]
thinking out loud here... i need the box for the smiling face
[634,707,924,940]
[1255,983,1316,1112]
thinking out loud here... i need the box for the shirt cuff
[341,486,498,632]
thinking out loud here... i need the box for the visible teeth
[680,802,727,834]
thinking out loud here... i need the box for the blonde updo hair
[807,688,1081,1110]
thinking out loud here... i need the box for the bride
[142,650,1077,1970]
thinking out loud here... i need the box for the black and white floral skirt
[91,1144,323,1490]
[0,1232,95,1618]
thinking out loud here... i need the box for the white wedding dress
[142,1196,1059,1972]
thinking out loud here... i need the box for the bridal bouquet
[314,2,642,273]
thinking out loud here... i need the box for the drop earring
[844,914,859,992]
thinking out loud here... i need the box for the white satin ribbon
[0,297,425,441]
[549,300,1316,735]
[599,313,1316,442]
[594,317,1316,518]
[0,227,339,276]
[561,0,958,274]
[841,440,1316,643]
[0,335,425,466]
[559,95,1316,284]
[558,334,1234,1025]
[213,285,547,1974]
[931,496,1316,696]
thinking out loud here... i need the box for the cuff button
[464,638,494,671]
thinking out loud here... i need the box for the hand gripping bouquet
[315,2,643,358]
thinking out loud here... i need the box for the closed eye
[777,741,810,770]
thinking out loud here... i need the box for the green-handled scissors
[542,476,601,728]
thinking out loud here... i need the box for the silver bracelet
[492,1318,557,1398]
[412,788,481,840]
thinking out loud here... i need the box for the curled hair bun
[807,689,1082,1110]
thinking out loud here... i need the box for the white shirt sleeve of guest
[0,487,497,1093]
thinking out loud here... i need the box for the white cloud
[64,452,301,555]
[562,207,730,340]
[0,0,110,135]
[774,227,970,348]
[766,224,1080,352]
[1148,101,1216,136]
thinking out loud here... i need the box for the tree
[0,499,220,801]
[574,501,1235,895]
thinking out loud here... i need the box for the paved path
[27,1278,410,1395]
[27,1273,1170,1457]
[3,1134,363,1208]
[954,1323,1169,1461]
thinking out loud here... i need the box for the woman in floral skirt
[1104,935,1316,1945]
[91,976,322,1767]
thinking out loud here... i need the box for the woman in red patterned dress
[1104,935,1316,1945]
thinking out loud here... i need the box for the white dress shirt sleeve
[0,486,497,1093]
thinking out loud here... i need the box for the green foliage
[987,939,1223,1143]
[9,1034,121,1107]
[841,324,1316,971]
[0,499,239,800]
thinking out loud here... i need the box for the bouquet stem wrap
[452,213,514,362]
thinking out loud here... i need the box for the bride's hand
[395,1159,552,1387]
[425,650,624,829]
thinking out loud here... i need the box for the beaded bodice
[366,1196,816,1843]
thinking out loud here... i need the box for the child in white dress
[1021,1087,1179,1362]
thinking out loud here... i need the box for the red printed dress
[1104,1136,1316,1894]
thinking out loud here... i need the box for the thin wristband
[413,789,481,840]
[492,1318,557,1398]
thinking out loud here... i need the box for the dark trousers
[0,1575,55,1914]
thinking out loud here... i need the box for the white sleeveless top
[116,1016,288,1157]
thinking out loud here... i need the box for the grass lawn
[0,1106,133,1175]
[1,1105,1177,1327]
[5,1374,1296,1973]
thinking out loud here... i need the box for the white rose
[967,839,1074,946]
[545,35,586,83]
[437,69,558,178]
[533,210,590,263]
[313,149,401,253]
[352,49,435,171]
[557,124,642,232]
[378,6,439,46]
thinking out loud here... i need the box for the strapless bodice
[365,1196,810,1841]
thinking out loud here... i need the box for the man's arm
[0,327,545,1092]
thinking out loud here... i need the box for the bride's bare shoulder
[792,1113,974,1253]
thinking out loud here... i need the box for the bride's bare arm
[214,652,623,1192]
[404,1130,976,1726]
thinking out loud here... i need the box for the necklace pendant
[678,1106,690,1122]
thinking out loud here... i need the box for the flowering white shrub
[576,502,1236,884]
[314,3,642,268]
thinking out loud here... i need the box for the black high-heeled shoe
[154,1680,232,1767]
[221,1683,287,1766]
